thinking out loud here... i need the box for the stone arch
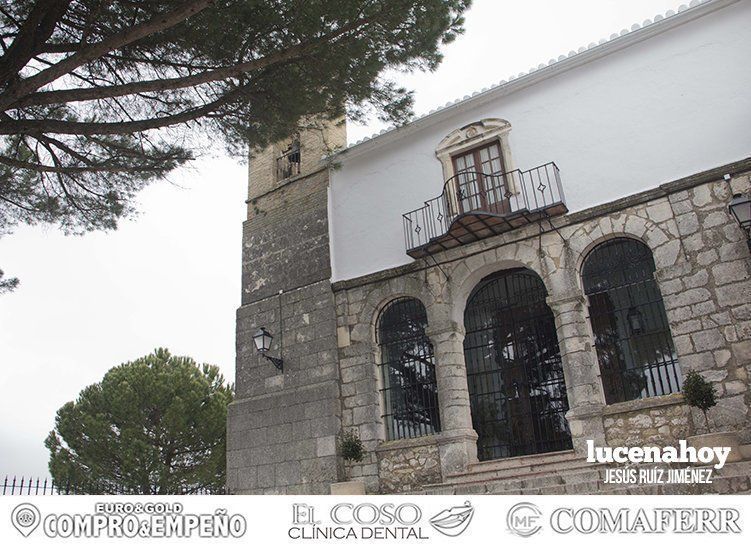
[578,232,645,270]
[574,232,647,294]
[344,283,434,445]
[565,213,678,277]
[363,277,432,343]
[448,245,547,324]
[374,295,440,441]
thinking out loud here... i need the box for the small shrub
[682,370,717,433]
[340,430,365,463]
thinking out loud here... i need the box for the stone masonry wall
[657,173,751,440]
[228,124,343,494]
[241,169,332,305]
[332,160,751,492]
[376,439,442,494]
[602,394,692,448]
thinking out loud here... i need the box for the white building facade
[228,0,751,494]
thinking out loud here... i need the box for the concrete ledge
[567,403,605,419]
[330,481,366,495]
[434,429,479,446]
[602,392,685,416]
[376,434,438,453]
[688,431,743,463]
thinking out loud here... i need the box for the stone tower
[227,119,346,494]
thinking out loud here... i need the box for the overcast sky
[0,0,682,477]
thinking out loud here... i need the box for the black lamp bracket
[262,354,284,372]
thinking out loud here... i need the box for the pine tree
[0,1,470,234]
[45,348,233,494]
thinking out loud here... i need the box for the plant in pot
[682,370,742,464]
[330,430,366,495]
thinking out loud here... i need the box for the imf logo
[506,502,542,537]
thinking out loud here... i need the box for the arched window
[582,238,681,404]
[377,297,440,440]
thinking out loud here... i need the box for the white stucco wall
[329,0,751,282]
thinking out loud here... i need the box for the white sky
[0,0,682,477]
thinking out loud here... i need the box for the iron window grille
[582,238,681,404]
[377,297,440,440]
[463,269,572,461]
[276,138,301,181]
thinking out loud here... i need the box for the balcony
[402,162,567,258]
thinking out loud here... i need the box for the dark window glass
[463,268,572,461]
[582,238,681,404]
[377,298,440,440]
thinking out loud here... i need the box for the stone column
[547,292,607,454]
[427,321,478,476]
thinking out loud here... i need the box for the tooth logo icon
[429,501,474,537]
[11,503,40,537]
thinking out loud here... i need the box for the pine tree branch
[0,154,174,174]
[0,1,72,86]
[0,0,216,111]
[11,16,370,109]
[0,84,247,135]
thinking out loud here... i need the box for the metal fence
[2,476,225,495]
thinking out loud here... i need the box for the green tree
[682,370,717,433]
[45,348,233,494]
[0,0,469,235]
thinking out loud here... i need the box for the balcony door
[452,142,509,216]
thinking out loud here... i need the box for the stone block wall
[330,159,751,493]
[241,169,332,304]
[656,172,751,441]
[334,287,384,493]
[227,376,340,494]
[228,123,344,494]
[602,394,692,448]
[376,439,442,494]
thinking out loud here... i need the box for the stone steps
[437,451,593,485]
[465,449,580,471]
[422,458,751,495]
[428,466,603,495]
[444,450,587,485]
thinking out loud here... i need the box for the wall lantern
[626,306,644,335]
[728,193,751,252]
[252,327,283,372]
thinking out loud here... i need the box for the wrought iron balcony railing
[403,162,566,257]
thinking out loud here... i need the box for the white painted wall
[329,0,751,282]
